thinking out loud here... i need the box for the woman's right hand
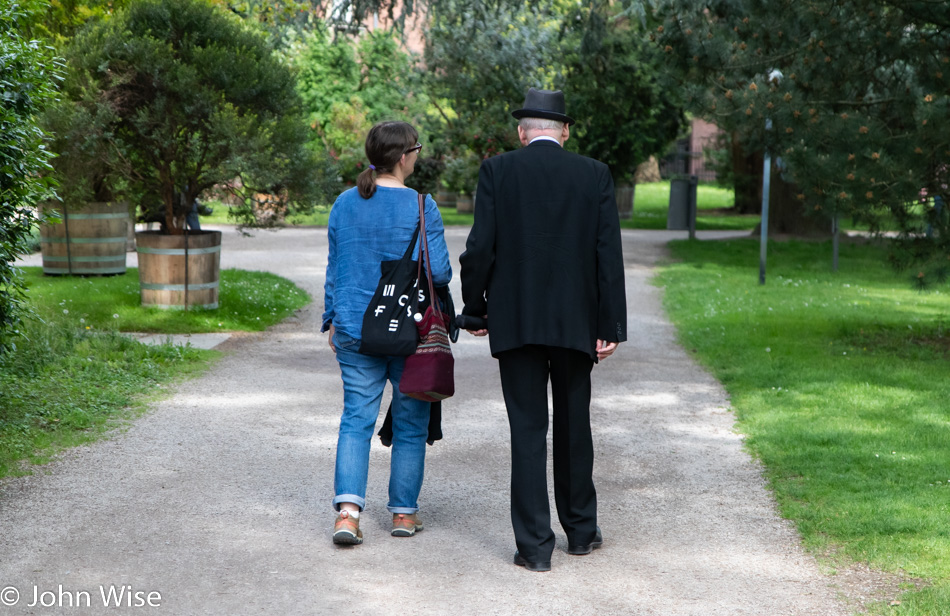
[328,323,336,353]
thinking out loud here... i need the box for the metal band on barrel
[41,236,127,244]
[136,245,222,256]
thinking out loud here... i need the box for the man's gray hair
[519,117,565,132]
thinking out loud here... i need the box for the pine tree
[657,0,949,278]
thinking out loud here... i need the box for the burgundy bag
[398,194,455,402]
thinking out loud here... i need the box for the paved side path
[2,227,849,615]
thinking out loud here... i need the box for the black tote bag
[358,221,431,356]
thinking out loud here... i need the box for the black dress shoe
[567,526,603,555]
[513,551,551,572]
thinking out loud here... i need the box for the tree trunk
[767,162,829,236]
[731,133,763,214]
[160,165,184,235]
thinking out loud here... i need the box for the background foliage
[656,0,950,278]
[24,0,130,42]
[290,25,428,184]
[425,0,560,154]
[420,0,684,193]
[55,0,330,232]
[563,0,683,184]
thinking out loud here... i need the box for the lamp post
[759,68,782,285]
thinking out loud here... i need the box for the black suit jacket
[459,140,627,360]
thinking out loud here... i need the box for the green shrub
[0,2,61,354]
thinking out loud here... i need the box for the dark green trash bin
[667,175,698,237]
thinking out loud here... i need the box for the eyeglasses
[405,143,423,154]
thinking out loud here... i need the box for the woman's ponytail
[357,167,376,199]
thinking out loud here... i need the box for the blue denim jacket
[322,186,452,340]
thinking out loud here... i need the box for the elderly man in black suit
[459,87,627,572]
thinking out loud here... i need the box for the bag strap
[402,221,422,262]
[415,194,426,288]
[416,193,444,325]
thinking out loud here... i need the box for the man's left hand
[596,339,618,361]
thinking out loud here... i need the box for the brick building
[661,117,724,182]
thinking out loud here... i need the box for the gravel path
[1,227,851,615]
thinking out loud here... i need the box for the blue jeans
[332,331,430,514]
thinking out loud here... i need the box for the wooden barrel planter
[456,193,474,214]
[135,230,222,310]
[437,189,457,210]
[39,201,129,275]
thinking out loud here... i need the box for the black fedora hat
[511,87,575,126]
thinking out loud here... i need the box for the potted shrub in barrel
[40,98,129,276]
[56,0,325,308]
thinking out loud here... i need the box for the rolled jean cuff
[387,505,419,515]
[333,494,366,512]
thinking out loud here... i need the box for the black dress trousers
[497,344,598,562]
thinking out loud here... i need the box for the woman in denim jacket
[322,121,452,545]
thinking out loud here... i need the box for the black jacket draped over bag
[378,285,455,446]
[459,140,627,360]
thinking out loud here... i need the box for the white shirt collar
[528,135,561,146]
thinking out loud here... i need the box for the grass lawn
[198,181,755,230]
[200,203,332,227]
[656,238,950,614]
[0,321,213,477]
[442,182,754,229]
[0,268,311,478]
[627,181,758,231]
[202,201,474,227]
[21,267,311,333]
